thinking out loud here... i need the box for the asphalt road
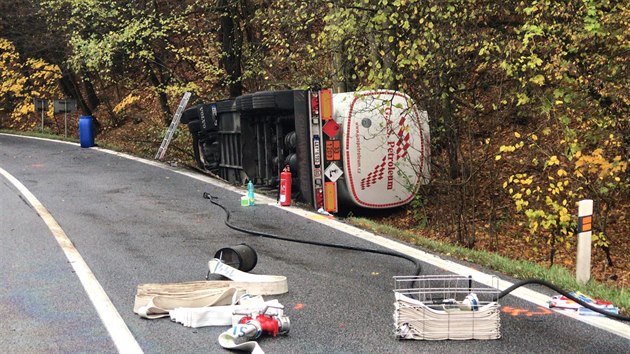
[1,134,629,353]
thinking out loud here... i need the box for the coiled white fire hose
[134,259,289,353]
[134,259,287,319]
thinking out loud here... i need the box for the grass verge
[348,216,629,316]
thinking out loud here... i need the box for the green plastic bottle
[247,180,255,205]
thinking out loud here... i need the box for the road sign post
[54,99,78,138]
[33,98,48,133]
[576,199,593,284]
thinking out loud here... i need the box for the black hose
[203,193,628,322]
[203,193,422,278]
[496,279,629,321]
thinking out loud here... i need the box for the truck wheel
[236,94,254,111]
[215,99,236,113]
[251,90,294,111]
[292,91,314,206]
[180,104,202,124]
[187,120,203,168]
[199,132,220,171]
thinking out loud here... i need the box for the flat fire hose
[218,325,266,354]
[134,259,287,319]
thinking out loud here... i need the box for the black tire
[215,99,236,114]
[236,94,254,111]
[180,105,202,124]
[187,120,203,168]
[292,90,314,206]
[200,139,220,171]
[251,90,295,111]
[187,119,202,134]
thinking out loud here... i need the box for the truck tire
[215,99,236,113]
[292,91,314,206]
[236,94,254,111]
[251,90,295,111]
[181,104,202,124]
[187,120,203,168]
[200,133,220,171]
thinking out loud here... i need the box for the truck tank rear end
[334,91,430,209]
[181,89,429,212]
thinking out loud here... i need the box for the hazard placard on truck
[180,89,430,212]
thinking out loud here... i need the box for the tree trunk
[59,72,90,115]
[219,0,243,98]
[443,94,460,179]
[147,65,172,125]
[82,73,100,110]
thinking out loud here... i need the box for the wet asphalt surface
[1,134,629,353]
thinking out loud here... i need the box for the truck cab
[181,89,430,212]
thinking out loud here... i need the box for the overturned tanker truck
[180,89,430,212]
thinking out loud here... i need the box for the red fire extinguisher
[279,165,291,206]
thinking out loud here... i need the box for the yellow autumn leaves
[0,37,62,127]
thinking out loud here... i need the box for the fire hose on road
[203,193,630,323]
[202,193,424,278]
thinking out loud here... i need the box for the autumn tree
[0,37,62,129]
[498,0,629,268]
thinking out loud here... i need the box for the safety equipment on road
[208,258,288,295]
[460,293,480,311]
[134,258,287,319]
[393,275,501,340]
[218,305,290,354]
[394,292,501,340]
[135,284,243,319]
[279,165,292,206]
[171,296,284,328]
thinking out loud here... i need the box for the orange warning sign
[325,140,341,161]
[320,89,333,121]
[578,215,592,232]
[324,182,337,213]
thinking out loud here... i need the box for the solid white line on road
[0,166,143,354]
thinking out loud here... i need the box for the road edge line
[0,166,144,354]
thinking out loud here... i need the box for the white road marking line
[3,133,629,339]
[0,166,143,354]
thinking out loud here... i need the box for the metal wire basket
[393,275,501,340]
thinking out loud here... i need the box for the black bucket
[214,243,258,272]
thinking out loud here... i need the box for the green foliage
[495,0,629,264]
[2,1,629,282]
[39,0,225,123]
[409,194,428,228]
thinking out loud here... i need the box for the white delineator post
[576,199,593,284]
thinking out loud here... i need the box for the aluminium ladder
[155,91,192,160]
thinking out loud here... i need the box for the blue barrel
[79,115,94,148]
